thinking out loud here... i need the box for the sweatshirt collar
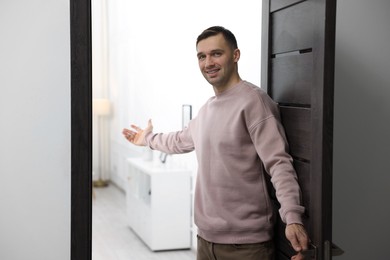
[215,80,244,98]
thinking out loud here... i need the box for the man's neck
[213,75,242,95]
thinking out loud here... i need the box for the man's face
[196,34,239,89]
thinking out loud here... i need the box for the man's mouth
[206,68,220,77]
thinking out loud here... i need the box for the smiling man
[123,26,308,260]
[196,30,240,93]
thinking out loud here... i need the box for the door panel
[271,53,313,105]
[271,1,314,54]
[262,0,337,259]
[294,159,311,216]
[279,106,311,160]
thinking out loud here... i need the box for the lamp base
[93,179,109,188]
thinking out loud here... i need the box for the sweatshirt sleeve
[144,124,195,155]
[248,96,305,225]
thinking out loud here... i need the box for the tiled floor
[92,184,196,260]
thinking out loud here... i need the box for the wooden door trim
[261,0,270,92]
[70,0,93,259]
[312,0,337,247]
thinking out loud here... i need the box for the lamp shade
[93,98,111,116]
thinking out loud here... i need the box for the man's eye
[213,52,222,57]
[198,55,206,61]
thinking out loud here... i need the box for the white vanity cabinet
[126,158,192,251]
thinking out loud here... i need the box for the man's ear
[233,48,241,62]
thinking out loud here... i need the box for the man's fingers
[290,237,302,252]
[286,224,309,252]
[122,128,136,141]
[131,124,142,131]
[295,226,309,251]
[298,234,309,251]
[291,252,305,260]
[123,120,152,146]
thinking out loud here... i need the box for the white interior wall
[333,0,390,259]
[0,1,71,259]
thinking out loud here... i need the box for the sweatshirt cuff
[144,132,153,147]
[284,212,303,226]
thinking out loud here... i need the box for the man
[123,26,308,260]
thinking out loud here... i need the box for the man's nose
[205,56,214,67]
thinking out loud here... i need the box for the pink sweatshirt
[145,80,304,244]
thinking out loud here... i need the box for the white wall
[333,0,390,259]
[0,1,71,259]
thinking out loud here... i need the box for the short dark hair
[196,26,238,50]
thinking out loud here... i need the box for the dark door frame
[70,0,93,259]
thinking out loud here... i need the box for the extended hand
[122,119,153,146]
[285,223,309,259]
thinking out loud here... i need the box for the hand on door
[286,223,309,257]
